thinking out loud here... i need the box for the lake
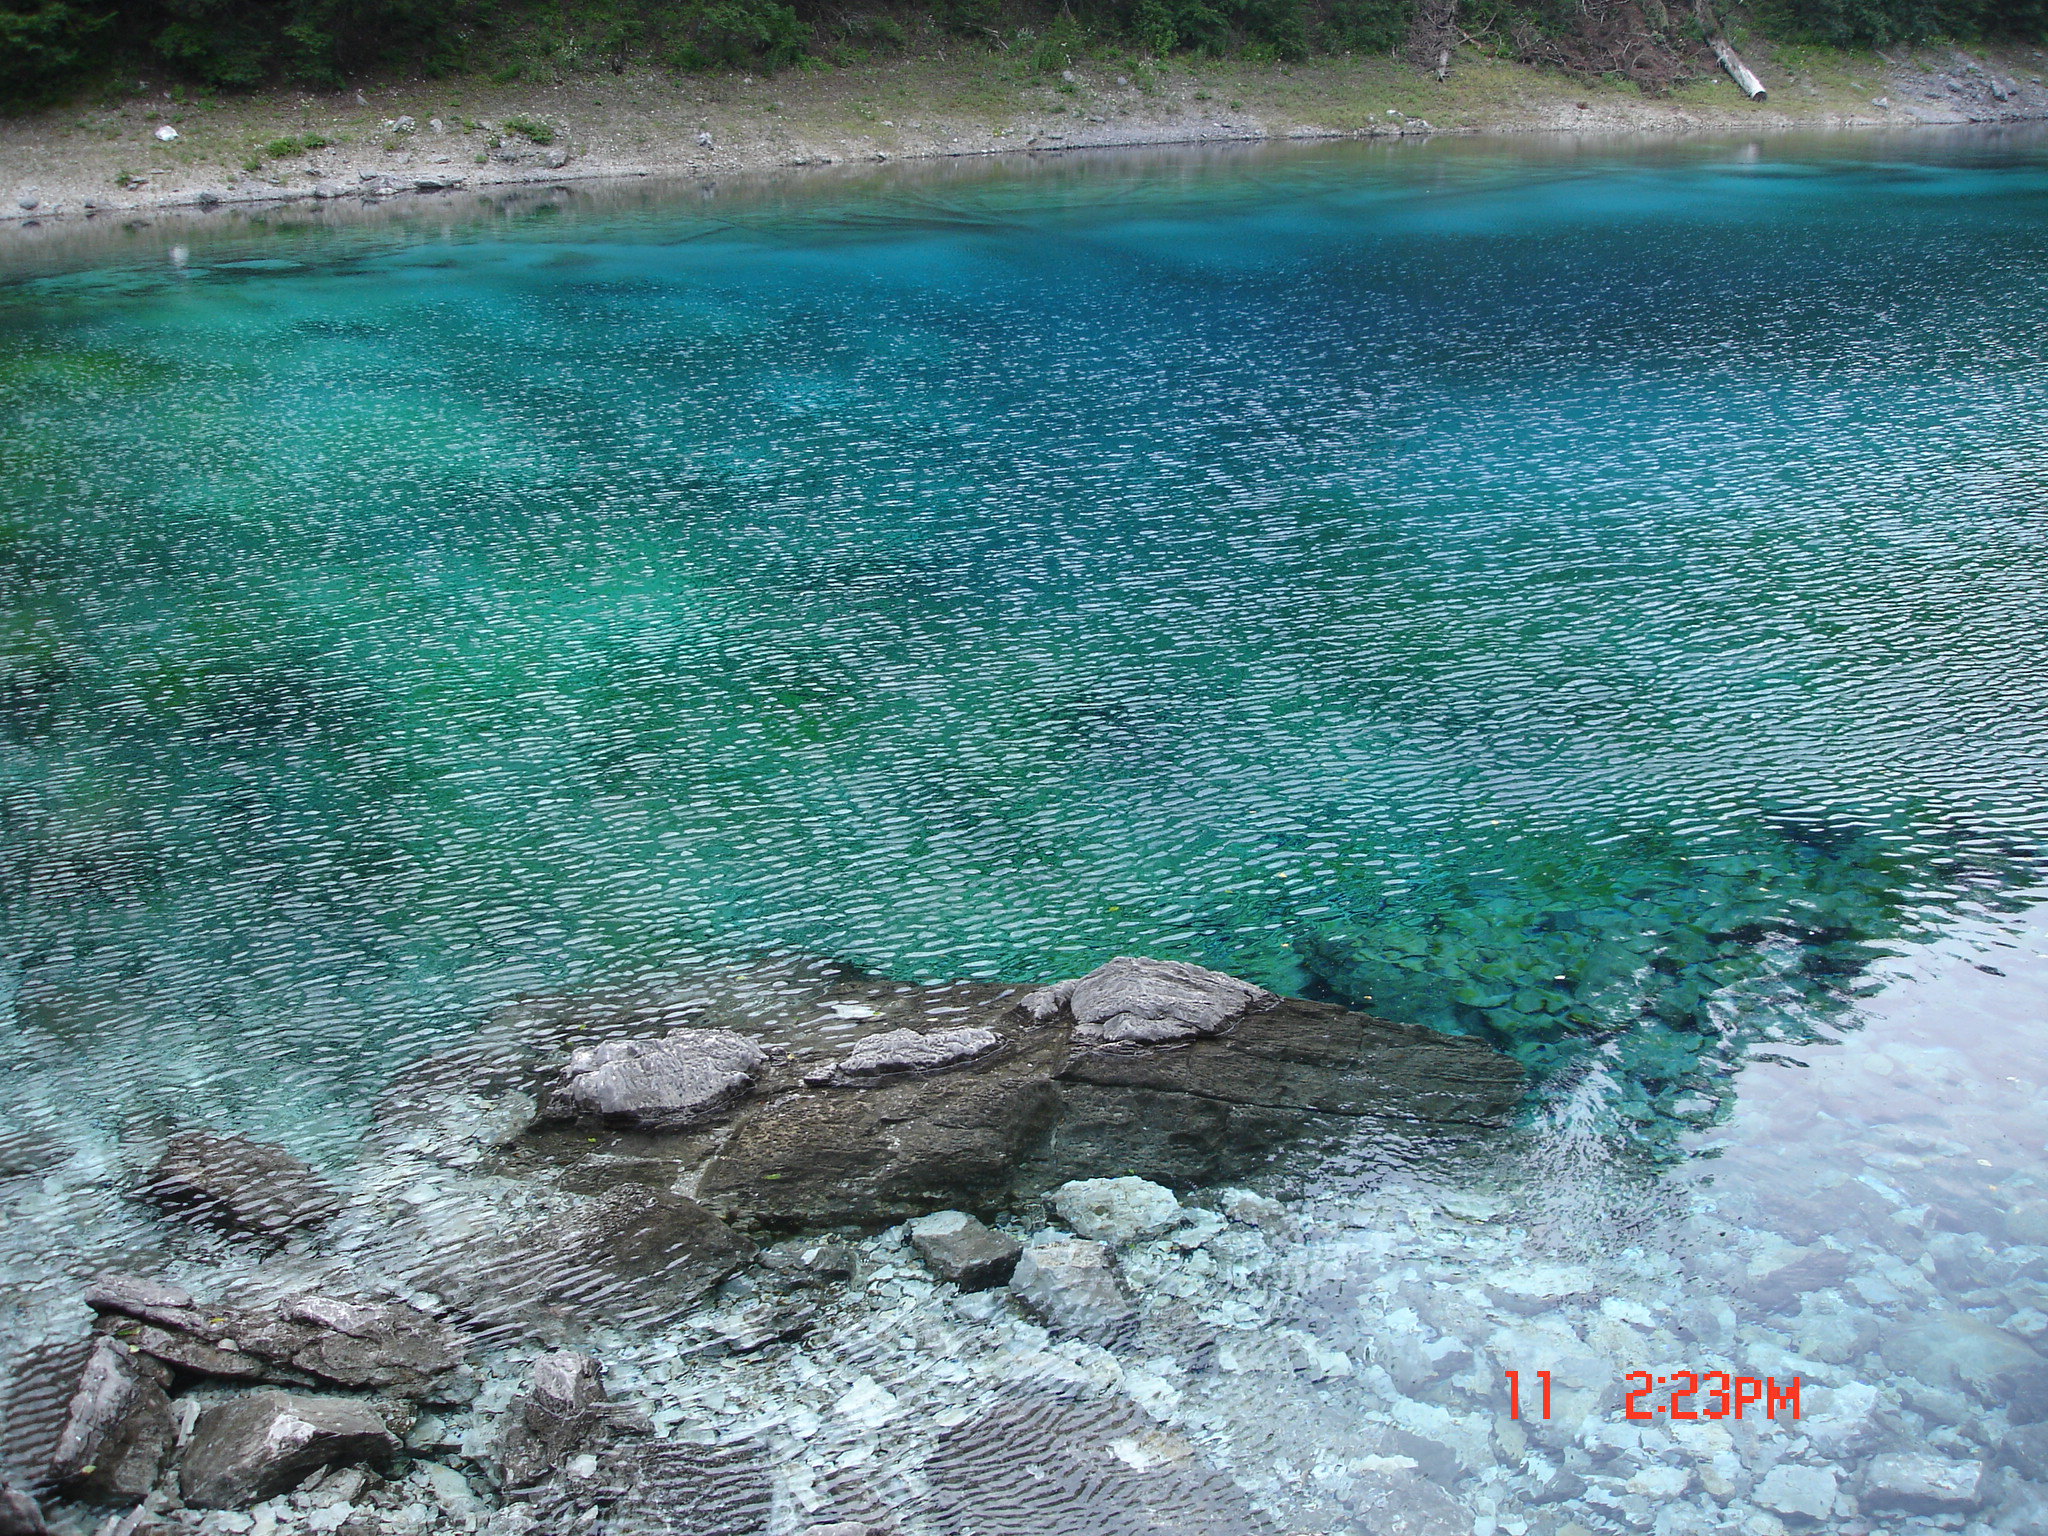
[3,127,2047,1536]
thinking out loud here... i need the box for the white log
[1712,38,1767,100]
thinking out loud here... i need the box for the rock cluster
[11,1274,469,1517]
[510,957,1521,1233]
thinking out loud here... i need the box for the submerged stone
[907,1210,1023,1290]
[1009,1237,1137,1345]
[139,1131,344,1237]
[46,1336,174,1505]
[1861,1452,1988,1513]
[179,1392,399,1510]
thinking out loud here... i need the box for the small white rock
[1053,1177,1182,1245]
[154,125,179,141]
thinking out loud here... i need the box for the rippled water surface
[4,130,2048,1536]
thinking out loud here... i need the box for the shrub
[503,112,555,142]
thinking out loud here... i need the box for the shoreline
[3,41,2046,229]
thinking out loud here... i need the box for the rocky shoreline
[1,957,1524,1535]
[7,943,2048,1536]
[1,44,2046,232]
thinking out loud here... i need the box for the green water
[3,131,2048,1164]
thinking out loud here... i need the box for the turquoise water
[4,130,2048,1170]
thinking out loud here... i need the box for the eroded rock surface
[546,1028,767,1131]
[813,1026,1002,1085]
[1022,957,1274,1046]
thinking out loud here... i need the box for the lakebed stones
[546,1027,767,1132]
[1050,1177,1182,1245]
[907,1211,1023,1290]
[179,1391,400,1509]
[140,1131,344,1237]
[1022,956,1274,1047]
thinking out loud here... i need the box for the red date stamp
[1504,1371,1801,1420]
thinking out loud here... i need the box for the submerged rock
[501,1355,765,1534]
[1009,1237,1137,1345]
[46,1336,174,1504]
[907,1210,1023,1291]
[546,1028,766,1131]
[1022,956,1274,1046]
[411,1185,756,1336]
[1051,1177,1182,1245]
[1861,1452,1988,1514]
[678,963,1521,1228]
[139,1131,344,1237]
[497,1352,621,1491]
[179,1391,400,1509]
[696,1059,1063,1229]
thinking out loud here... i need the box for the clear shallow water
[4,130,2048,1536]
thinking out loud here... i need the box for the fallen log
[1711,36,1767,99]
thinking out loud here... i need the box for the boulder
[47,1336,174,1504]
[1022,957,1274,1046]
[179,1392,399,1510]
[1861,1452,1988,1514]
[1009,1238,1137,1345]
[0,1483,45,1536]
[1051,1177,1182,1245]
[271,1296,465,1395]
[139,1132,343,1237]
[546,1028,765,1132]
[814,1027,1002,1085]
[497,1352,619,1491]
[907,1211,1023,1291]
